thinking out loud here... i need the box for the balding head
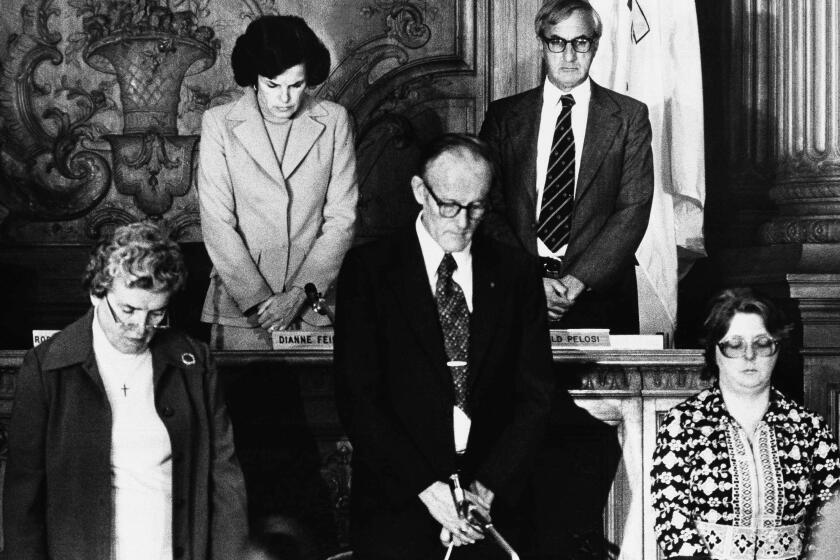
[411,134,494,253]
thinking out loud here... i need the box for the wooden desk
[0,348,706,559]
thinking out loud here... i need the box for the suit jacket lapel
[509,88,543,212]
[40,308,106,396]
[467,237,501,401]
[151,339,176,388]
[281,97,326,179]
[229,92,286,186]
[388,230,451,392]
[576,80,620,200]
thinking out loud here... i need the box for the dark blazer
[2,309,249,560]
[334,228,558,559]
[479,80,653,330]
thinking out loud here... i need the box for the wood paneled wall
[0,0,548,345]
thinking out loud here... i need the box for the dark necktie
[434,253,471,415]
[537,93,576,253]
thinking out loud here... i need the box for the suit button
[174,545,185,558]
[160,406,174,418]
[175,498,186,508]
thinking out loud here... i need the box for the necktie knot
[438,253,457,281]
[560,94,575,110]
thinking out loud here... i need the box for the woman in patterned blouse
[651,288,840,560]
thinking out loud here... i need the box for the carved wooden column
[763,1,840,426]
[718,1,840,426]
[759,0,840,248]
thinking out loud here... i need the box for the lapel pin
[181,352,196,366]
[490,281,495,288]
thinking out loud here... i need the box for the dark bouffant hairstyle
[82,222,187,298]
[534,0,603,39]
[417,133,498,182]
[700,287,791,380]
[231,15,331,87]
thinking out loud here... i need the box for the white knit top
[92,308,173,560]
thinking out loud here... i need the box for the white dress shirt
[92,305,173,560]
[415,214,472,452]
[535,77,592,258]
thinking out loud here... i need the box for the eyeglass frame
[539,33,596,54]
[104,294,170,332]
[716,335,780,359]
[421,178,489,221]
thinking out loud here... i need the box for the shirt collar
[415,212,472,284]
[705,383,790,428]
[543,76,591,109]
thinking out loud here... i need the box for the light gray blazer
[197,90,358,328]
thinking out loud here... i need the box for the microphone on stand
[465,505,520,560]
[447,473,520,560]
[304,283,336,324]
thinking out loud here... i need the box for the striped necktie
[434,253,471,415]
[538,93,576,253]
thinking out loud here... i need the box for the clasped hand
[544,274,585,321]
[256,287,307,331]
[418,480,493,548]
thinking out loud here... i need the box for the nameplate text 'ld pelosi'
[550,329,610,348]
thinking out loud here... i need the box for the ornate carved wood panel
[0,0,491,244]
[0,0,502,344]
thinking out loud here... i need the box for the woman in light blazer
[198,15,358,349]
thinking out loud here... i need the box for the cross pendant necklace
[121,384,129,397]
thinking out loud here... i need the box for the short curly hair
[700,287,791,380]
[82,222,187,298]
[231,15,331,87]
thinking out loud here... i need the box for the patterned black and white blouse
[651,385,840,560]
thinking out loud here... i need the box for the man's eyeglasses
[717,335,779,359]
[540,34,595,54]
[422,179,488,220]
[105,295,170,332]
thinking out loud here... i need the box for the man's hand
[559,274,585,302]
[419,481,484,547]
[468,480,494,513]
[543,278,572,320]
[543,275,586,320]
[257,287,306,331]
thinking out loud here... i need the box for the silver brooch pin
[181,352,196,366]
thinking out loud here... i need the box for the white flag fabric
[589,0,706,339]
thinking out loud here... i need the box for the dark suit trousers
[551,265,639,334]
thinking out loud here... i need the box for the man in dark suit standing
[479,0,654,333]
[334,134,558,559]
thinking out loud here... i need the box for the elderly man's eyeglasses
[422,179,488,220]
[540,34,595,54]
[717,335,779,359]
[105,295,170,332]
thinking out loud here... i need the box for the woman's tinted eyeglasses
[717,335,779,359]
[105,295,170,332]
